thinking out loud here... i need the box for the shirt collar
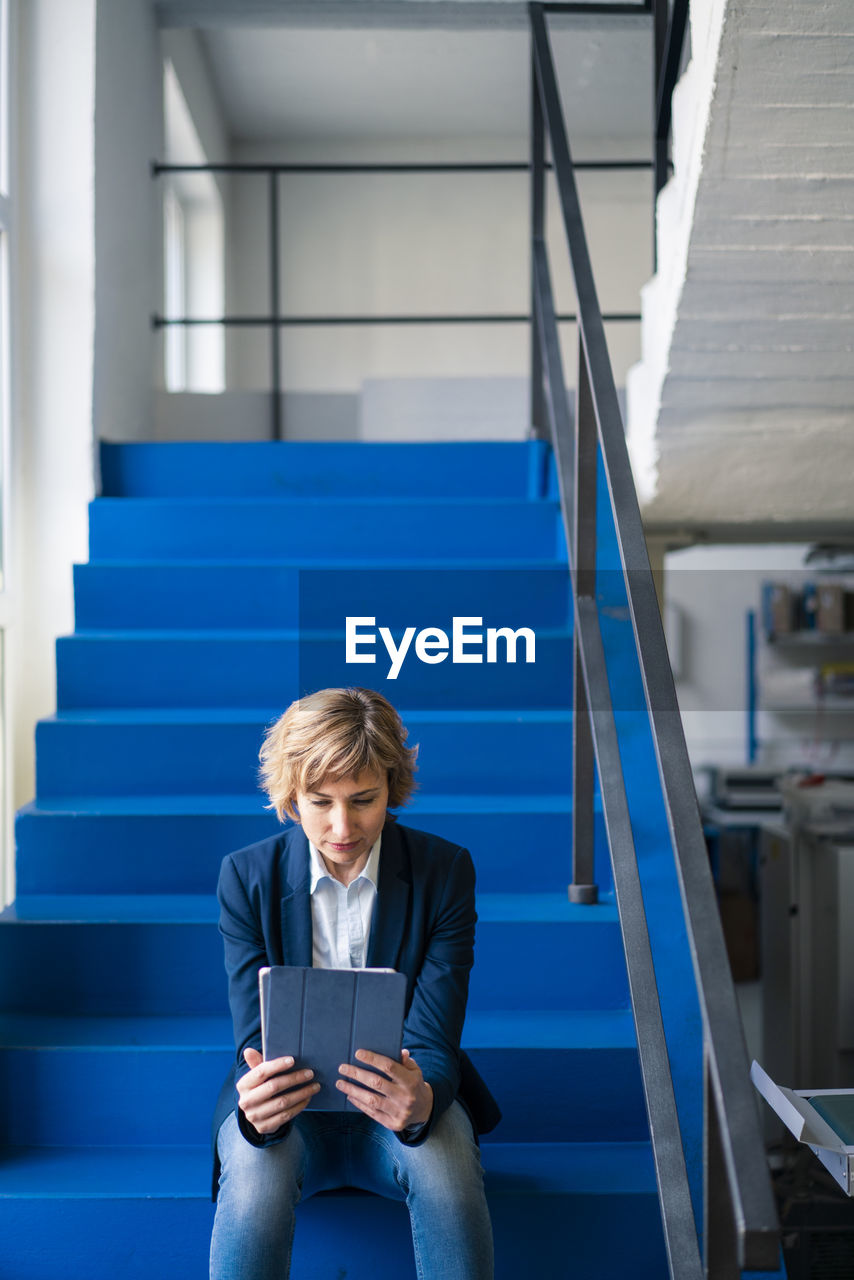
[308,833,382,894]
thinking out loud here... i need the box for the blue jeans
[210,1101,494,1280]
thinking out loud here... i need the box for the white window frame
[162,56,225,395]
[0,0,14,905]
[164,182,188,392]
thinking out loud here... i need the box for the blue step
[88,497,562,561]
[99,440,554,500]
[5,438,662,1276]
[15,797,282,894]
[0,896,629,1015]
[74,562,571,630]
[465,1009,645,1142]
[0,1009,644,1147]
[15,796,613,897]
[34,710,581,796]
[0,1142,667,1279]
[54,631,573,710]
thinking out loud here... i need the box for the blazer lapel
[279,827,313,967]
[366,821,411,970]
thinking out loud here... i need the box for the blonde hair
[259,687,419,822]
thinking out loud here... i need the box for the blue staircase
[1,440,669,1277]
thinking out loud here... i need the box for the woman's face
[294,768,389,886]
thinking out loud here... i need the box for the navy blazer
[211,819,498,1194]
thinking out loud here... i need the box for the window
[162,58,225,394]
[0,0,12,904]
[164,184,188,391]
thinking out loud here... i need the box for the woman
[210,686,497,1280]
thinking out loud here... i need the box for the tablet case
[259,965,407,1111]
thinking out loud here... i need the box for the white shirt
[308,836,381,970]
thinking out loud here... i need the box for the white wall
[153,388,359,440]
[154,131,649,439]
[666,544,854,773]
[11,0,96,868]
[8,0,173,899]
[222,136,650,406]
[161,28,231,196]
[93,0,163,442]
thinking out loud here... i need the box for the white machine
[751,1060,854,1196]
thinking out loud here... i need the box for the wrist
[412,1081,434,1127]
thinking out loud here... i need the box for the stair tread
[40,707,574,725]
[466,1009,634,1048]
[0,1008,635,1050]
[4,895,217,922]
[484,1141,656,1193]
[4,892,618,924]
[93,496,557,509]
[0,1140,657,1197]
[477,893,618,922]
[0,1144,210,1197]
[61,627,572,641]
[20,794,278,816]
[0,1013,234,1047]
[20,793,576,816]
[79,556,567,569]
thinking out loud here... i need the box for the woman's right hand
[237,1047,321,1134]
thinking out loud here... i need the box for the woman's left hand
[336,1048,434,1131]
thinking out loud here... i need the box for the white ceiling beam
[154,0,649,31]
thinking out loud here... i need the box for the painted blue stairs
[1,441,669,1278]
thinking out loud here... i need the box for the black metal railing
[655,0,691,204]
[153,158,645,441]
[154,3,688,439]
[529,3,779,1275]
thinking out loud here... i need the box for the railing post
[654,0,691,266]
[653,0,669,209]
[704,1045,740,1279]
[269,171,283,440]
[530,43,548,441]
[746,609,758,764]
[569,337,598,905]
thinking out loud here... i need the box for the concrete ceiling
[197,22,652,145]
[637,0,854,536]
[159,4,655,149]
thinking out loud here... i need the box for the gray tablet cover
[259,965,407,1111]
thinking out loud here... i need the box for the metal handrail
[153,156,647,439]
[154,160,653,175]
[655,0,691,202]
[154,311,641,327]
[534,223,701,1273]
[529,3,780,1273]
